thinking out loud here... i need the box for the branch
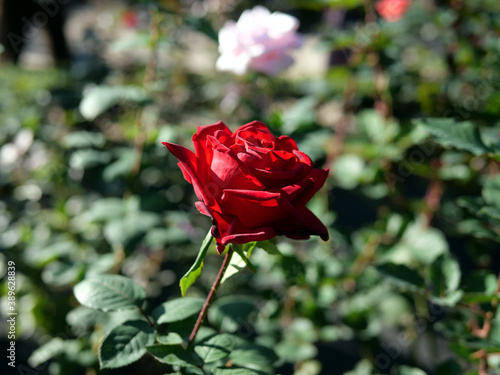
[187,246,234,349]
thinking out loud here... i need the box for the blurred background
[1,0,500,374]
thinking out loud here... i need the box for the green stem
[187,246,234,349]
[138,305,156,328]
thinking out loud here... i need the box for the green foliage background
[2,0,500,374]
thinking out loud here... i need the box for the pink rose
[375,0,411,22]
[216,6,303,76]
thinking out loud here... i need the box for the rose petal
[277,135,298,152]
[203,208,276,254]
[248,151,313,188]
[277,206,329,241]
[220,189,290,228]
[251,166,308,188]
[249,51,295,76]
[163,142,209,205]
[241,147,295,172]
[280,168,329,206]
[234,121,276,145]
[195,201,212,217]
[193,121,232,182]
[220,188,329,241]
[209,136,264,191]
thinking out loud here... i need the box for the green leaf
[146,344,201,367]
[275,340,317,362]
[282,97,317,134]
[180,230,213,297]
[24,240,77,267]
[221,243,257,284]
[28,337,65,367]
[144,227,190,248]
[461,271,498,303]
[79,85,152,121]
[358,109,398,144]
[478,206,500,222]
[194,333,236,363]
[184,369,205,375]
[483,175,500,210]
[152,297,205,324]
[220,253,247,284]
[229,344,279,368]
[457,196,485,214]
[430,254,461,297]
[103,211,160,246]
[450,336,500,352]
[255,240,282,256]
[415,118,491,155]
[74,274,146,312]
[343,359,373,375]
[381,221,448,265]
[185,16,218,41]
[396,365,427,375]
[62,131,106,148]
[157,332,184,345]
[376,263,426,291]
[110,32,151,52]
[86,253,116,277]
[69,149,111,170]
[80,198,125,222]
[103,149,135,182]
[66,306,105,333]
[64,342,96,367]
[41,260,85,287]
[461,293,497,304]
[430,289,464,307]
[463,271,498,294]
[435,359,463,375]
[298,130,331,163]
[235,242,257,272]
[99,320,156,369]
[456,219,499,240]
[214,368,273,375]
[208,296,256,332]
[333,154,365,189]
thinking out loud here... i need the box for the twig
[322,76,356,170]
[138,305,156,328]
[422,178,444,227]
[349,234,381,278]
[474,272,500,375]
[361,0,392,119]
[130,5,161,178]
[187,247,234,349]
[362,0,377,24]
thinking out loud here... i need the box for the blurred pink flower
[121,10,139,28]
[216,6,302,76]
[120,9,149,29]
[375,0,411,22]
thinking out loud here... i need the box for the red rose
[163,121,329,253]
[375,0,411,22]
